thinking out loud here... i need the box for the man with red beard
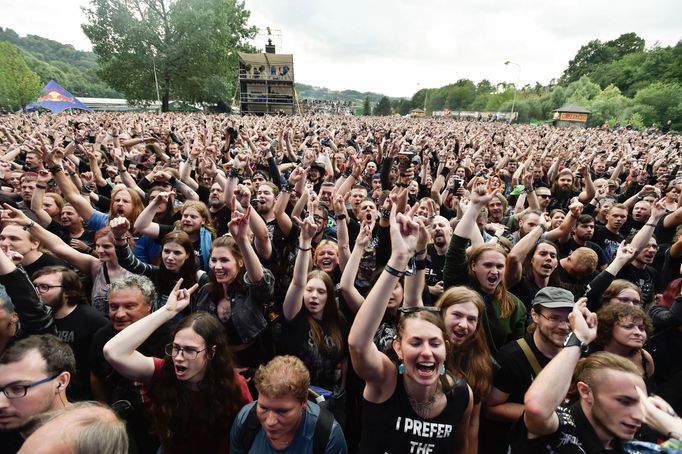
[425,216,452,300]
[548,168,594,213]
[483,287,575,454]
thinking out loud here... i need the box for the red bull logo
[38,90,74,103]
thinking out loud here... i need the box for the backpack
[239,401,334,453]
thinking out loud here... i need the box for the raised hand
[569,297,598,343]
[356,220,374,249]
[228,204,252,241]
[153,191,170,206]
[164,278,199,314]
[470,185,497,207]
[109,216,131,239]
[389,203,419,260]
[2,203,32,226]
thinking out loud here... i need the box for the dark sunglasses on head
[398,306,441,314]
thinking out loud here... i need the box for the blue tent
[26,80,92,112]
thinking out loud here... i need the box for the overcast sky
[1,0,680,97]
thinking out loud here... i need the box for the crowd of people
[300,100,354,116]
[0,111,681,453]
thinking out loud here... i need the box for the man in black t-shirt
[591,204,628,262]
[482,287,574,454]
[31,266,109,401]
[617,237,659,305]
[511,300,646,453]
[0,224,68,279]
[425,216,451,299]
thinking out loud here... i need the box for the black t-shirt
[278,310,347,393]
[209,205,231,237]
[591,225,624,263]
[22,253,69,279]
[0,430,24,454]
[510,401,626,453]
[509,277,541,311]
[425,243,446,287]
[55,304,110,401]
[560,238,608,268]
[480,334,552,454]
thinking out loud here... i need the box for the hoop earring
[398,362,406,375]
[439,365,446,376]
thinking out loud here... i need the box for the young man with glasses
[31,266,109,401]
[0,334,75,453]
[482,287,575,454]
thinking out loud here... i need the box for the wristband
[35,184,47,190]
[23,221,35,231]
[384,264,405,278]
[440,166,450,177]
[48,165,63,175]
[414,259,426,270]
[285,182,296,192]
[380,207,390,220]
[645,222,657,227]
[414,248,426,258]
[335,214,347,221]
[343,167,352,177]
[298,245,312,252]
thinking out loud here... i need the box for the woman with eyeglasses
[348,205,473,453]
[281,212,347,424]
[194,206,275,369]
[103,279,252,453]
[593,302,655,390]
[443,186,527,354]
[1,204,132,314]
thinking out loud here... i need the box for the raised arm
[339,220,373,313]
[504,225,545,288]
[133,192,166,239]
[44,146,95,221]
[3,204,98,274]
[29,170,54,227]
[348,204,418,385]
[282,215,317,321]
[523,299,597,437]
[332,194,350,271]
[228,205,264,283]
[103,279,198,384]
[630,199,665,252]
[403,214,428,308]
[454,186,494,246]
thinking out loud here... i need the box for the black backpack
[239,402,334,453]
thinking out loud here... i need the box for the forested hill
[0,27,122,97]
[0,26,391,103]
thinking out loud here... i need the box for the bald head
[19,402,128,454]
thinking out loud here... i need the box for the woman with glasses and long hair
[443,186,527,353]
[194,205,275,368]
[103,279,251,453]
[348,204,473,454]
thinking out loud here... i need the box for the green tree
[373,96,392,116]
[82,0,256,111]
[0,41,41,111]
[363,96,371,115]
[633,82,682,130]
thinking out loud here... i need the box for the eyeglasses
[164,343,210,359]
[33,284,62,293]
[399,306,441,314]
[537,194,552,199]
[612,296,643,306]
[1,375,59,399]
[538,313,570,325]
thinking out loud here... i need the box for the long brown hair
[156,231,199,295]
[108,187,145,229]
[149,312,247,448]
[467,243,516,317]
[305,270,344,357]
[207,236,245,301]
[436,286,493,402]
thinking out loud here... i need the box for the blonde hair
[254,355,310,402]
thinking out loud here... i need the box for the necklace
[406,384,440,419]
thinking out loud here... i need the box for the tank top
[358,371,470,453]
[91,263,133,315]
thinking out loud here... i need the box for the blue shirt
[230,401,347,454]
